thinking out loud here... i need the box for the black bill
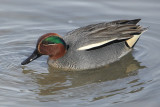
[21,49,42,65]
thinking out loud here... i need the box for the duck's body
[21,19,146,70]
[48,40,129,70]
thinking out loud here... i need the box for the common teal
[21,19,146,70]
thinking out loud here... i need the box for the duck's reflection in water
[27,52,145,97]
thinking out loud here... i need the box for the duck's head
[21,33,67,65]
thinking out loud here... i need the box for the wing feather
[65,19,146,51]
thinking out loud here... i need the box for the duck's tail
[126,27,147,48]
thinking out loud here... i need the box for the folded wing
[76,19,146,50]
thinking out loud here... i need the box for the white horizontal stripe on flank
[77,39,115,50]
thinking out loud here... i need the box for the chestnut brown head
[21,33,67,65]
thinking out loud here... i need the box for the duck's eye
[42,41,55,45]
[42,36,57,45]
[41,36,66,47]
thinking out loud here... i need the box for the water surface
[0,0,160,107]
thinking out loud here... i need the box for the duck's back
[48,19,146,70]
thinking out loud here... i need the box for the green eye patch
[42,36,66,47]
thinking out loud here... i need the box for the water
[0,0,160,106]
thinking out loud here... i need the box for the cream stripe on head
[77,39,115,51]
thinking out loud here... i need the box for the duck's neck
[49,43,67,60]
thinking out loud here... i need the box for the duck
[21,19,147,70]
